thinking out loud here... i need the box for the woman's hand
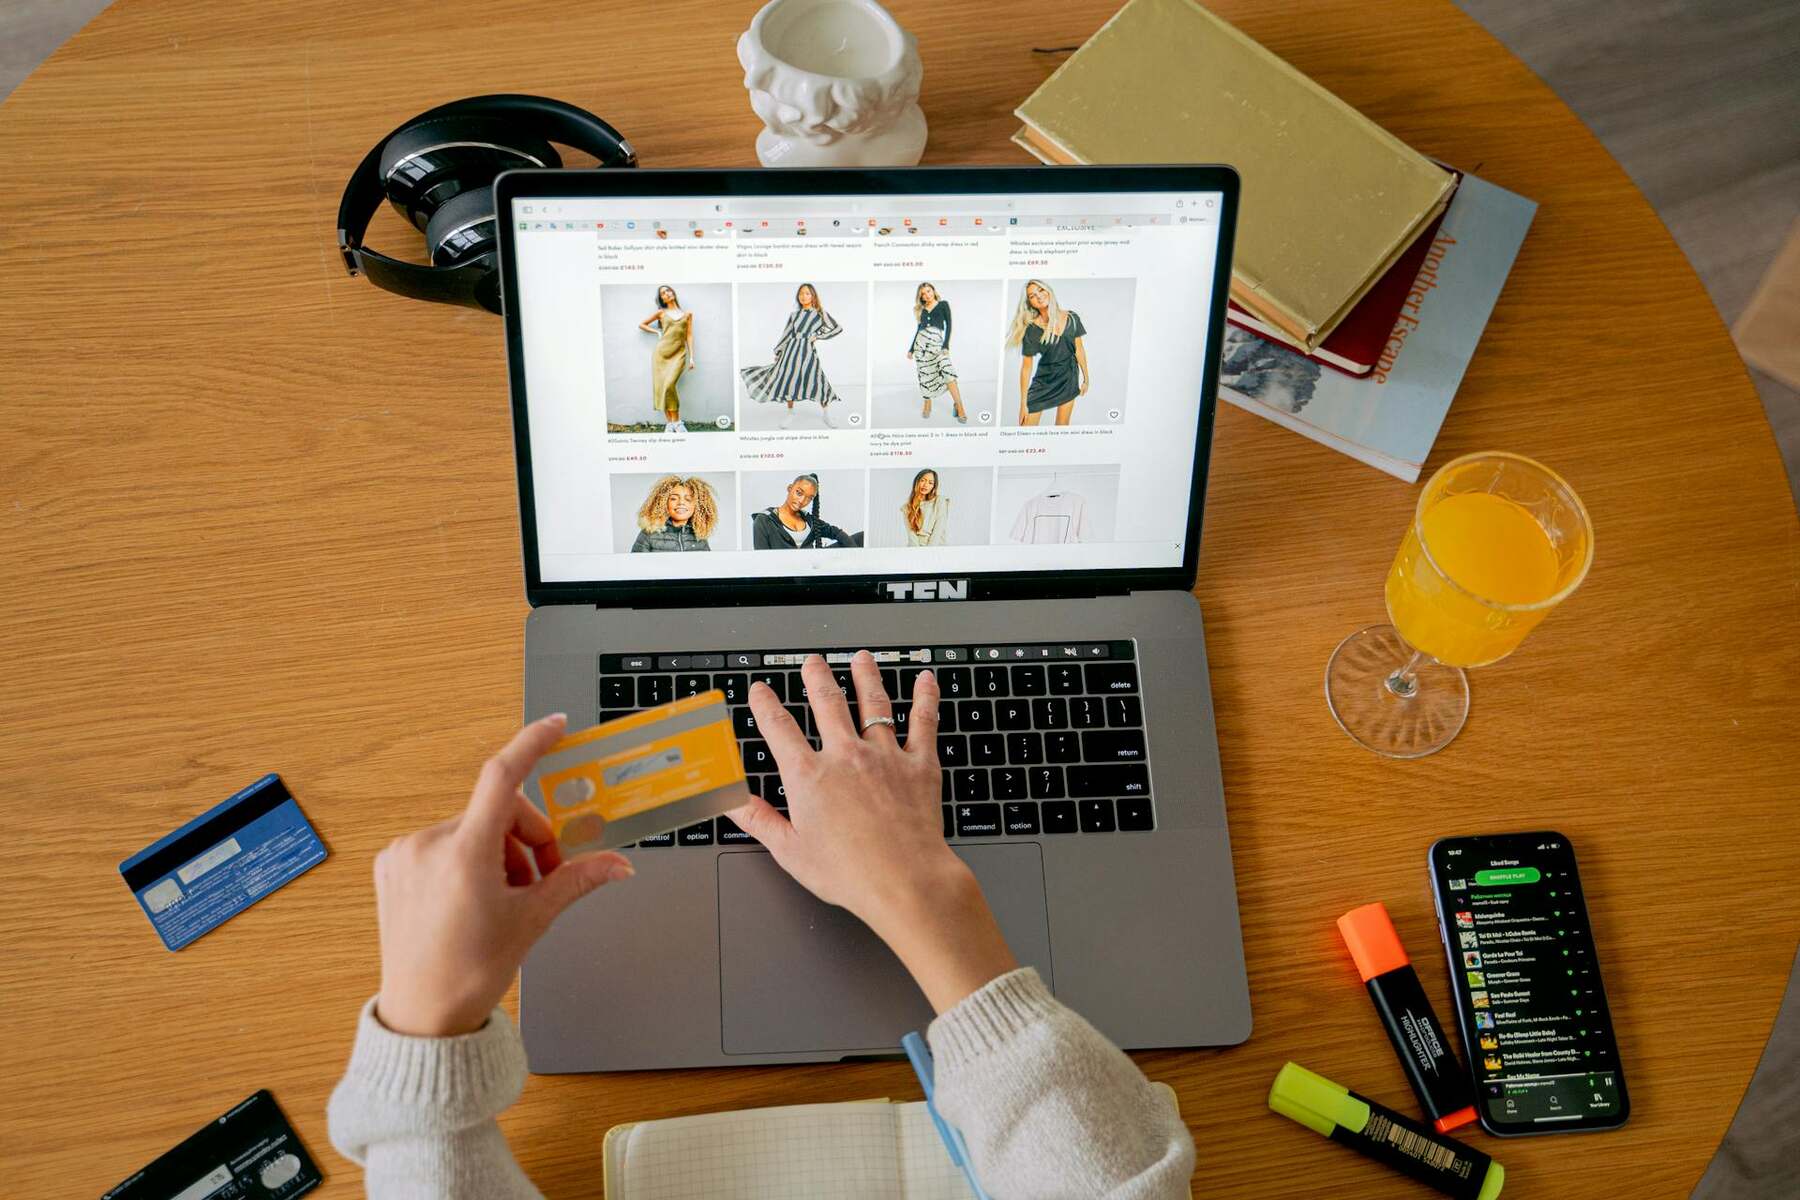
[906,351,914,360]
[1079,375,1090,395]
[728,653,1017,1012]
[374,714,635,1038]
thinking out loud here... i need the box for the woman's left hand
[373,715,636,1038]
[1080,377,1090,395]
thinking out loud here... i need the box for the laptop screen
[505,183,1227,590]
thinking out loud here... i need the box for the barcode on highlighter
[1385,1122,1457,1171]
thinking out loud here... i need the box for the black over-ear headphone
[337,94,636,313]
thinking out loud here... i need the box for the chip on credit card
[527,691,750,852]
[119,774,327,951]
[102,1089,321,1199]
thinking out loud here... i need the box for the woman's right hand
[728,653,1017,1013]
[374,715,634,1038]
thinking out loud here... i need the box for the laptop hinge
[591,589,1137,612]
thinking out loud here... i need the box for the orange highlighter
[1339,902,1478,1133]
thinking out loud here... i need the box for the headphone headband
[337,94,636,310]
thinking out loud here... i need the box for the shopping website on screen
[508,191,1223,583]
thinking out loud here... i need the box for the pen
[902,1031,991,1200]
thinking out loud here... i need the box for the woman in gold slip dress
[638,284,697,433]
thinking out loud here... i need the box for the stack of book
[1013,0,1536,482]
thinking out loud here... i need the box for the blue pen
[902,1031,991,1200]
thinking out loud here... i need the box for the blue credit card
[119,774,327,951]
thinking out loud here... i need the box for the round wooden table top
[2,0,1796,1195]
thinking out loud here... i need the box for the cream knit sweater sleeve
[928,968,1195,1199]
[328,999,541,1199]
[328,968,1194,1198]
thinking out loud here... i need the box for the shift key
[1068,764,1150,797]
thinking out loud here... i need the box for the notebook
[602,1101,975,1199]
[1013,0,1455,352]
[602,1085,1181,1196]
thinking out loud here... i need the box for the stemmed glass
[1326,452,1595,758]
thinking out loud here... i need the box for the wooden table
[3,1,1795,1195]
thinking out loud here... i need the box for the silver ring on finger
[860,715,897,734]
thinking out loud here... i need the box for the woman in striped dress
[907,282,966,423]
[741,283,844,429]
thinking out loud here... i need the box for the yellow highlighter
[528,691,750,852]
[1269,1062,1503,1200]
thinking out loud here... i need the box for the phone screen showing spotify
[1430,832,1630,1135]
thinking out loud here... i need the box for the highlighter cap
[1338,902,1411,981]
[1436,1105,1479,1133]
[1268,1061,1367,1137]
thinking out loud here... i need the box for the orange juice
[1385,491,1563,667]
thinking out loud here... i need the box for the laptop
[494,165,1251,1071]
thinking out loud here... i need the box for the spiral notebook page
[613,1101,973,1199]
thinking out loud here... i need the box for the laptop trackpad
[718,844,1053,1056]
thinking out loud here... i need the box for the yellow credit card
[528,691,749,853]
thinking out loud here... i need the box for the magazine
[1218,173,1537,482]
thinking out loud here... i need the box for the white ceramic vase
[737,0,927,167]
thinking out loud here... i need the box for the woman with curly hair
[629,475,718,552]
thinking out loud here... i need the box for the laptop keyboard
[597,642,1153,847]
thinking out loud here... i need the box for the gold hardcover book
[1014,0,1455,351]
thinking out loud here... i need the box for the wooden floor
[1454,0,1800,509]
[2,1,1796,1196]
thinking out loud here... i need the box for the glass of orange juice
[1326,451,1594,757]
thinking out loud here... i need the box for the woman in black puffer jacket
[630,475,718,552]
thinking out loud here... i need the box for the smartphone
[1428,832,1629,1136]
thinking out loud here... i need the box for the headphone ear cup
[378,116,560,231]
[423,186,498,268]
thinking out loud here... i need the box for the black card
[103,1090,321,1199]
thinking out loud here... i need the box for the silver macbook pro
[495,165,1251,1071]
